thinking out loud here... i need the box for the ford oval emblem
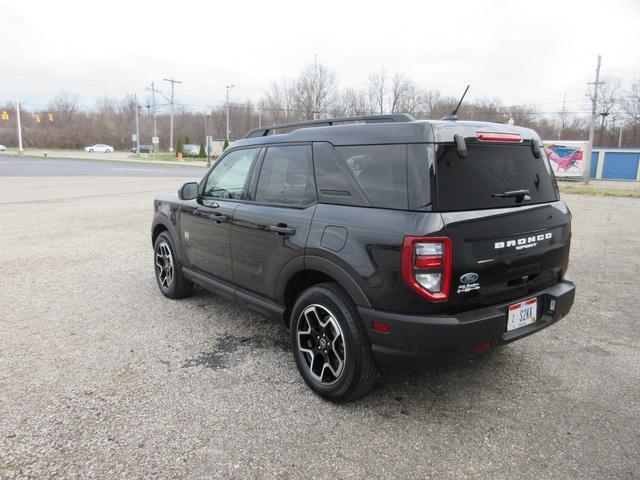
[460,272,479,284]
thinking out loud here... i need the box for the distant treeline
[1,64,639,150]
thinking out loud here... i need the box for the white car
[84,144,113,153]
[0,145,6,151]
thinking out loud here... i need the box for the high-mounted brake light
[476,132,523,143]
[401,236,452,302]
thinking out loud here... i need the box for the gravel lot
[1,176,639,479]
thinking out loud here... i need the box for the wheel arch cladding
[151,222,169,247]
[279,259,372,327]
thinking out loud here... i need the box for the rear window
[435,143,559,211]
[336,145,408,210]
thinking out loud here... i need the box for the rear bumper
[359,280,575,370]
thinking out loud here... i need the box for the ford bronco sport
[151,114,575,402]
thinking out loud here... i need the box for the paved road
[0,154,207,178]
[0,177,638,479]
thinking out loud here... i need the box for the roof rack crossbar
[243,114,415,138]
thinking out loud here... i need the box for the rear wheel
[290,283,378,402]
[153,231,193,299]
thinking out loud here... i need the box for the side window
[336,144,408,210]
[254,145,315,206]
[203,148,258,199]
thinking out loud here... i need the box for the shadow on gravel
[182,333,290,370]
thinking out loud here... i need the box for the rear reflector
[476,132,523,143]
[475,341,491,353]
[371,321,391,333]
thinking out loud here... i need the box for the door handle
[213,213,228,224]
[268,224,296,236]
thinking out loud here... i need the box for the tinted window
[435,144,559,211]
[337,145,408,210]
[255,145,314,206]
[313,143,370,207]
[204,148,258,199]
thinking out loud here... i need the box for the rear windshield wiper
[492,189,531,201]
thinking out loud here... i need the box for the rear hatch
[435,135,571,313]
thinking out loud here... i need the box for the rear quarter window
[336,145,408,210]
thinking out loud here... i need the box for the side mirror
[179,182,199,200]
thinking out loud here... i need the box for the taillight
[476,132,522,143]
[401,236,452,302]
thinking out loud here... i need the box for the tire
[153,231,193,299]
[88,149,94,153]
[290,282,378,402]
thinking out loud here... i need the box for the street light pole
[13,72,23,154]
[226,85,234,142]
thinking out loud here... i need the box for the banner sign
[542,140,589,178]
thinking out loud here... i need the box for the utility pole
[618,126,623,147]
[558,93,567,139]
[14,73,23,153]
[148,82,160,160]
[163,77,182,153]
[258,102,262,128]
[134,94,141,156]
[585,54,603,180]
[226,85,234,142]
[313,54,318,120]
[206,108,212,167]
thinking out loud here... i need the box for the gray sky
[2,0,639,115]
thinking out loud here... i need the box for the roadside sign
[152,136,159,144]
[132,134,137,142]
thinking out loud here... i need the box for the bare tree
[367,69,387,114]
[264,78,297,124]
[340,88,368,116]
[622,79,640,145]
[389,73,411,113]
[49,91,80,123]
[595,78,621,145]
[293,63,337,119]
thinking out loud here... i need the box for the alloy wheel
[296,304,346,385]
[155,242,174,289]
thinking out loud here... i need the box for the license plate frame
[506,298,538,332]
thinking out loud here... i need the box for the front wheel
[153,231,193,299]
[290,283,378,402]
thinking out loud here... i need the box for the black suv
[151,114,575,402]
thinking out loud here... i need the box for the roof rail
[243,114,415,138]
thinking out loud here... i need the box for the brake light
[402,236,452,302]
[476,132,522,143]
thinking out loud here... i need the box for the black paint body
[152,119,575,368]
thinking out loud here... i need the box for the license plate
[507,298,537,332]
